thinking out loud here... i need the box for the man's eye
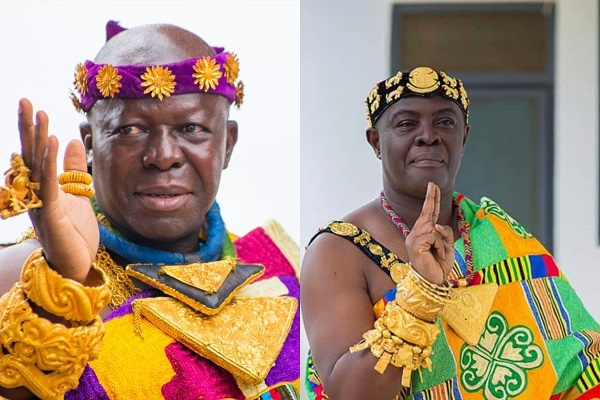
[118,126,144,135]
[438,119,455,126]
[182,124,205,134]
[397,120,416,128]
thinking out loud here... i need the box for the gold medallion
[407,67,440,94]
[390,262,411,284]
[440,283,499,345]
[329,221,359,237]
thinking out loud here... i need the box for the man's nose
[142,129,185,170]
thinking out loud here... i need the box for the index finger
[18,98,35,167]
[418,182,440,224]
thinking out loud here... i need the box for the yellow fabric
[262,219,300,279]
[90,314,175,399]
[483,213,548,258]
[444,282,557,400]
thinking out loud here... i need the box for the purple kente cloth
[64,365,109,400]
[104,288,160,322]
[65,275,298,397]
[265,274,300,386]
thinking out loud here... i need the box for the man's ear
[366,127,382,159]
[79,122,93,172]
[223,120,238,169]
[462,124,470,155]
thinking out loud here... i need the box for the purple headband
[71,47,244,113]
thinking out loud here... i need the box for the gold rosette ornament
[96,64,122,98]
[73,63,89,95]
[141,65,177,100]
[193,57,223,92]
[235,81,245,108]
[224,53,240,84]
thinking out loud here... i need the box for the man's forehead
[382,96,463,120]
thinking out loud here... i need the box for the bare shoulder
[0,239,41,296]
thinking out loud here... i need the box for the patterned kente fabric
[305,193,600,400]
[64,221,300,400]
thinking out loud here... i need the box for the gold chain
[95,245,140,309]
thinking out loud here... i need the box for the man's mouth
[135,186,192,211]
[412,155,444,166]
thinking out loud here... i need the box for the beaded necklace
[379,191,474,287]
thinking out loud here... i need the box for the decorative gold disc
[407,67,440,94]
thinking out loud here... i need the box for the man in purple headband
[0,22,299,400]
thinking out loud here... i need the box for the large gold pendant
[440,283,498,346]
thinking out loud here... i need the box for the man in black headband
[302,67,600,399]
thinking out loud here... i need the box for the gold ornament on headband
[365,66,470,127]
[407,67,440,94]
[193,57,223,92]
[0,153,42,219]
[96,64,122,98]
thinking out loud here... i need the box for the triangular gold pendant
[159,258,236,293]
[440,283,499,346]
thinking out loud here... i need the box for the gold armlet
[0,284,105,399]
[395,267,454,322]
[349,301,440,387]
[21,248,112,322]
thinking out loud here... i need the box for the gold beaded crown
[366,66,469,127]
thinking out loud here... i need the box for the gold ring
[60,182,95,199]
[58,170,92,185]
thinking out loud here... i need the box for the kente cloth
[65,221,300,400]
[305,193,600,400]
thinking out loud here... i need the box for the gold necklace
[95,245,141,309]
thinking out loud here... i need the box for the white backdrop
[0,0,300,245]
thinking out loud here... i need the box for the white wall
[0,0,300,245]
[300,0,600,398]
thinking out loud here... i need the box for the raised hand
[18,98,99,284]
[404,182,455,285]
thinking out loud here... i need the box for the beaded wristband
[0,283,105,399]
[21,248,111,322]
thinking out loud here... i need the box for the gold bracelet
[0,153,42,219]
[0,283,105,399]
[58,170,93,185]
[349,300,440,387]
[21,249,111,322]
[407,268,454,302]
[60,182,95,199]
[395,276,446,322]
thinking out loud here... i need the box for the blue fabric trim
[99,201,225,264]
